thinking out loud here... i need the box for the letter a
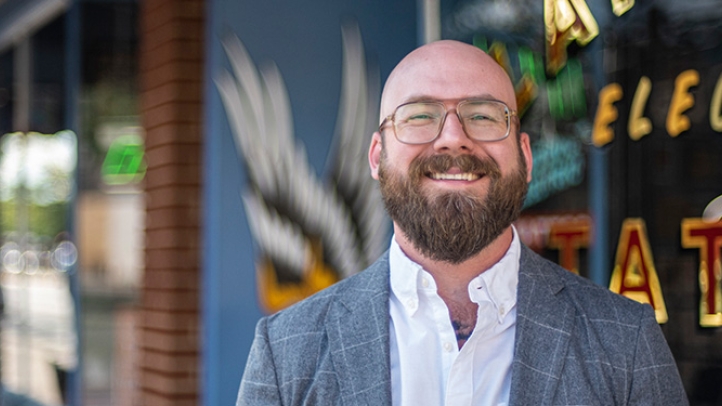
[609,218,668,323]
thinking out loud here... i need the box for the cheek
[494,141,527,175]
[386,144,426,170]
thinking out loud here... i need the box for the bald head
[380,40,517,123]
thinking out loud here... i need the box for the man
[237,40,688,405]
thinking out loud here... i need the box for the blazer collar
[325,253,392,405]
[322,247,575,405]
[509,245,575,406]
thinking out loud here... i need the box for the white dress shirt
[389,229,521,406]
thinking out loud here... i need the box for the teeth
[430,173,480,181]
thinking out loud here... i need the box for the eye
[396,103,444,126]
[408,113,436,121]
[468,113,492,121]
[461,101,507,125]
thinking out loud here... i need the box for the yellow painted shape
[257,240,339,314]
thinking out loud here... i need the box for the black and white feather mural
[215,23,389,313]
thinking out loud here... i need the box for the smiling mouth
[429,172,481,181]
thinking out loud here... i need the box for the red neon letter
[548,219,591,275]
[681,219,722,327]
[609,218,668,323]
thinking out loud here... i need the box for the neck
[393,225,514,301]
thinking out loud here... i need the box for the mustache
[408,154,502,181]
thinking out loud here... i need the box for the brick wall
[138,0,204,404]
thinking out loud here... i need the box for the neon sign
[593,68,722,146]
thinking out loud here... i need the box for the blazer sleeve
[237,317,283,406]
[627,305,689,405]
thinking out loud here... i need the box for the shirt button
[443,342,453,352]
[421,277,430,288]
[498,305,505,315]
[406,299,417,310]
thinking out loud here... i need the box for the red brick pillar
[138,0,204,404]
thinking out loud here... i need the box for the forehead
[381,41,516,116]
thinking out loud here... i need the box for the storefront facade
[0,0,719,405]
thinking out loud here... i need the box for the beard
[378,148,528,264]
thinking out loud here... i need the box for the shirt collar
[389,237,429,316]
[467,227,521,323]
[389,227,521,321]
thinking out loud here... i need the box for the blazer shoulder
[263,252,390,336]
[520,245,649,321]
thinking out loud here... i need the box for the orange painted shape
[257,240,339,314]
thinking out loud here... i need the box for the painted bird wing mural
[215,23,389,313]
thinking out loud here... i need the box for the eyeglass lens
[393,101,510,144]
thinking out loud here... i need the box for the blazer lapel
[509,246,575,406]
[326,254,392,405]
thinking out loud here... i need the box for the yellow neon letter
[611,0,635,16]
[710,71,722,132]
[609,218,668,324]
[666,69,699,137]
[592,83,623,147]
[628,76,652,140]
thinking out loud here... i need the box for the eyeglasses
[378,100,517,145]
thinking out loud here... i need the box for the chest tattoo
[452,319,475,348]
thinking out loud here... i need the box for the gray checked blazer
[237,245,688,405]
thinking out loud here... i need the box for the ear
[519,132,533,183]
[369,131,383,180]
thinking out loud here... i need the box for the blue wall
[203,1,418,404]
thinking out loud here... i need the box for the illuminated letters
[548,219,591,274]
[485,41,538,117]
[681,219,722,327]
[611,0,635,16]
[609,218,668,324]
[592,83,623,147]
[544,0,598,75]
[628,76,652,140]
[711,71,722,132]
[667,69,699,137]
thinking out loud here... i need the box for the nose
[432,109,473,153]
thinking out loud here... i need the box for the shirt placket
[418,278,459,403]
[444,281,496,406]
